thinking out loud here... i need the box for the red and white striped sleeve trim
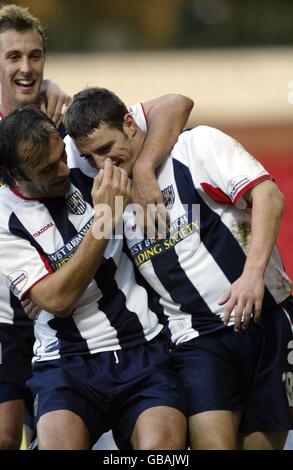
[20,251,53,300]
[233,174,272,205]
[20,273,51,301]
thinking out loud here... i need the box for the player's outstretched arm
[219,179,284,330]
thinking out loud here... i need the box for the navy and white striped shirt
[125,126,292,346]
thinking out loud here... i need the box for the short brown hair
[0,4,46,51]
[64,87,128,140]
[0,105,57,186]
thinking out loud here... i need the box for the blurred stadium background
[4,0,291,450]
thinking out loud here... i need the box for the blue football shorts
[28,335,185,448]
[171,296,293,433]
[0,323,34,427]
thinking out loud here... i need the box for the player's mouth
[53,176,70,188]
[14,79,36,92]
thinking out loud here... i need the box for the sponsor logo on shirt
[227,175,250,201]
[161,185,175,210]
[7,270,28,296]
[130,213,200,267]
[47,218,94,270]
[33,222,54,238]
[66,190,87,215]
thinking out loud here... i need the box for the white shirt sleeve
[185,126,271,209]
[0,231,51,300]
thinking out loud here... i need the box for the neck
[14,180,41,199]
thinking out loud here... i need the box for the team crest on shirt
[66,190,87,215]
[161,185,175,210]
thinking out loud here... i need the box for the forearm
[133,93,194,173]
[244,181,284,275]
[29,220,108,316]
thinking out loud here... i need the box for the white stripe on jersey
[33,310,60,360]
[114,251,160,340]
[0,186,30,326]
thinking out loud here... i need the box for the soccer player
[64,87,293,450]
[0,106,188,450]
[0,4,71,449]
[0,4,193,450]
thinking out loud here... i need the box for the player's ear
[123,113,136,137]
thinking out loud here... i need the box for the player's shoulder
[175,125,221,153]
[182,125,227,141]
[0,186,21,229]
[0,183,14,204]
[177,125,233,158]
